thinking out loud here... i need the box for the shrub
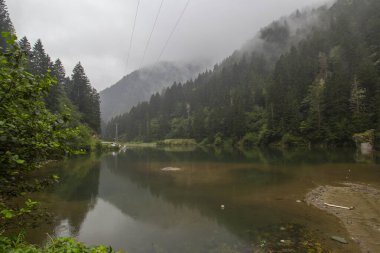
[0,235,124,253]
[281,133,308,147]
[213,133,223,146]
[240,133,259,148]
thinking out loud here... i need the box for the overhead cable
[126,0,141,70]
[139,0,165,68]
[156,0,191,62]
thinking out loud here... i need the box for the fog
[7,0,329,91]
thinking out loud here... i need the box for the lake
[24,147,380,252]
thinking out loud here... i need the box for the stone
[330,236,348,244]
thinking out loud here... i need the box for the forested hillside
[104,0,380,147]
[100,61,204,123]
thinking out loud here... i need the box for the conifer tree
[18,37,33,71]
[18,37,32,56]
[52,59,66,86]
[31,39,52,76]
[0,0,15,49]
[70,62,100,133]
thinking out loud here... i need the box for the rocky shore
[306,183,380,253]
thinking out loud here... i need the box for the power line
[156,0,191,62]
[139,0,165,68]
[126,0,141,70]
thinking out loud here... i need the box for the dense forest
[103,0,380,148]
[0,0,100,172]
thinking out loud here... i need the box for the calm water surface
[26,148,380,252]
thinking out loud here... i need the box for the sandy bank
[306,183,380,253]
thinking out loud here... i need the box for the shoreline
[306,183,380,253]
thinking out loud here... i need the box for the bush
[213,133,223,146]
[281,133,308,147]
[0,235,124,253]
[258,128,281,146]
[240,133,259,148]
[352,129,375,146]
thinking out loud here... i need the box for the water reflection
[25,148,380,252]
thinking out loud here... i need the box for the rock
[161,167,181,171]
[296,200,302,203]
[280,239,292,246]
[352,129,375,155]
[361,142,373,155]
[331,236,348,244]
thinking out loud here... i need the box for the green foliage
[213,133,223,146]
[240,133,259,148]
[156,139,197,146]
[0,199,38,220]
[0,235,124,253]
[0,34,98,174]
[352,129,375,145]
[0,0,15,49]
[281,133,308,148]
[0,34,58,171]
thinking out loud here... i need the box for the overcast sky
[7,0,328,91]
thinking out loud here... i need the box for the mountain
[103,0,380,148]
[100,62,205,123]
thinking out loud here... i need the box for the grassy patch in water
[157,139,198,146]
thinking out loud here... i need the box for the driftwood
[324,202,354,210]
[161,167,181,172]
[330,236,348,244]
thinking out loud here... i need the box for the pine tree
[31,39,52,76]
[70,62,100,133]
[350,77,366,115]
[0,0,15,49]
[18,37,33,72]
[52,59,66,86]
[18,37,32,56]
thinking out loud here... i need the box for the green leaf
[15,159,25,164]
[1,209,15,219]
[52,174,60,182]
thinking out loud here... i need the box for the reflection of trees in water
[26,148,369,247]
[100,147,365,246]
[53,158,101,234]
[53,158,101,201]
[26,158,101,242]
[113,146,358,166]
[101,151,292,243]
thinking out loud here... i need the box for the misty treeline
[100,62,205,123]
[18,38,101,134]
[104,0,380,147]
[0,0,100,172]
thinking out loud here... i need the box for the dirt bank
[306,183,380,253]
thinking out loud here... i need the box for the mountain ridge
[100,61,206,122]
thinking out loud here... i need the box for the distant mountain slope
[103,0,380,147]
[100,62,205,122]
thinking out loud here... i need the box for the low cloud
[7,0,329,91]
